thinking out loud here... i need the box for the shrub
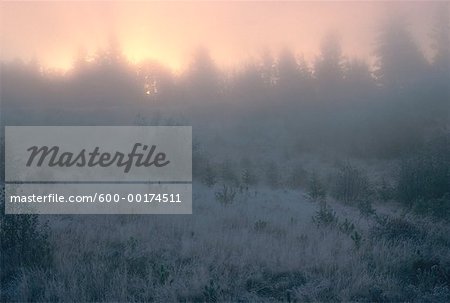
[396,157,448,206]
[215,185,237,205]
[371,215,425,243]
[192,139,207,180]
[241,168,257,191]
[288,165,308,189]
[312,202,338,228]
[265,161,280,189]
[307,172,326,202]
[220,160,239,186]
[246,271,305,301]
[0,185,53,300]
[351,231,363,250]
[397,251,450,300]
[377,177,395,202]
[254,219,269,232]
[357,199,376,217]
[338,218,355,235]
[413,193,450,220]
[331,163,371,204]
[202,162,218,188]
[203,279,222,303]
[395,136,449,209]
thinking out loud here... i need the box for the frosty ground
[4,182,450,302]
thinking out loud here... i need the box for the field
[2,181,450,302]
[1,2,449,301]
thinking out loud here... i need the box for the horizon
[0,1,443,73]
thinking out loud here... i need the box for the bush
[377,177,395,202]
[241,168,257,191]
[192,139,207,181]
[338,218,355,235]
[396,150,449,207]
[215,185,237,205]
[371,215,425,243]
[307,172,326,202]
[350,231,363,250]
[357,200,376,217]
[413,194,450,220]
[203,279,223,302]
[394,134,450,218]
[254,219,269,232]
[202,162,218,188]
[330,163,371,204]
[312,202,338,228]
[0,185,53,300]
[265,161,281,189]
[246,271,306,301]
[220,160,239,186]
[288,165,308,189]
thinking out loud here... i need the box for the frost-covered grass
[3,183,450,302]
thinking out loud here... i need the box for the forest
[1,7,449,303]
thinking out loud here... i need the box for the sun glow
[0,1,438,73]
[122,46,183,73]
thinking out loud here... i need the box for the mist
[1,2,449,157]
[0,1,442,71]
[1,2,450,302]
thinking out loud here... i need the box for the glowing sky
[0,1,441,72]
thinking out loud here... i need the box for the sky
[0,1,442,72]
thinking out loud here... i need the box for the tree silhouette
[345,58,375,103]
[276,49,298,86]
[429,3,450,126]
[431,3,450,72]
[314,33,344,85]
[137,60,175,101]
[183,47,221,103]
[374,18,427,93]
[314,33,345,103]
